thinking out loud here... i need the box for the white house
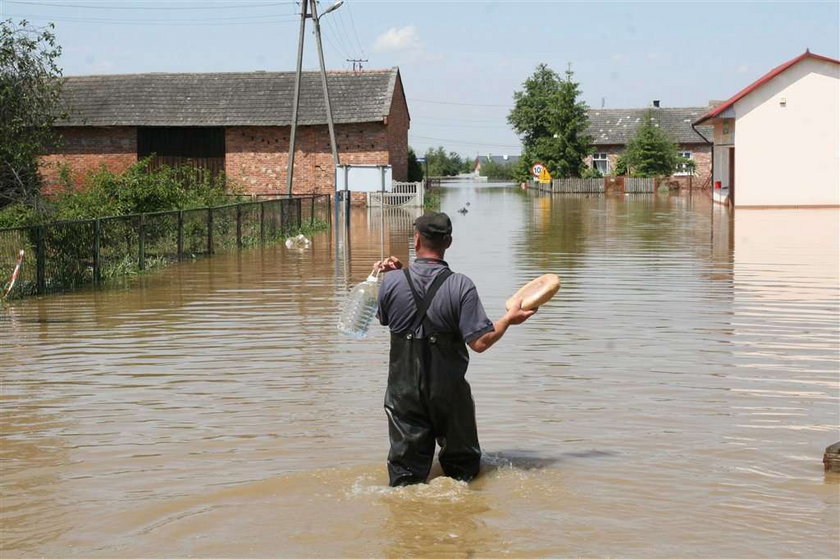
[694,51,840,207]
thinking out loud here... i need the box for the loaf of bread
[505,273,561,311]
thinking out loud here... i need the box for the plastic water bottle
[337,271,380,339]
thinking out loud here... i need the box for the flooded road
[2,180,838,557]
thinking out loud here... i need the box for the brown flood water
[2,180,839,557]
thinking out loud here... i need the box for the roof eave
[693,50,840,126]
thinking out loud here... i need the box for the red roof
[694,51,840,125]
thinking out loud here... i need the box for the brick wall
[42,119,407,199]
[39,127,137,194]
[385,74,409,181]
[225,122,392,197]
[586,143,712,187]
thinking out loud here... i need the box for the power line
[409,97,511,108]
[8,0,293,9]
[344,0,366,58]
[323,9,358,61]
[8,11,300,24]
[412,113,510,124]
[412,121,511,130]
[333,8,362,59]
[346,58,367,71]
[410,134,521,149]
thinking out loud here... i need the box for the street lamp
[322,0,344,17]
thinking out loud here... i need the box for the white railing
[367,181,424,207]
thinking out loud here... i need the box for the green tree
[407,147,424,181]
[478,158,515,180]
[508,64,592,180]
[622,109,681,177]
[1,20,65,210]
[424,146,464,177]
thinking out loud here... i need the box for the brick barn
[41,68,410,197]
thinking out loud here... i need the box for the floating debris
[284,234,311,250]
[2,250,24,300]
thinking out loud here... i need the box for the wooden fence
[534,176,656,194]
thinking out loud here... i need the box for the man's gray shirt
[377,259,494,343]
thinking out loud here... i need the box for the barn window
[137,127,225,178]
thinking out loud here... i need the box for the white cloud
[373,26,422,53]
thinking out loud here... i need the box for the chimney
[652,100,660,108]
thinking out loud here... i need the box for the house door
[728,147,735,205]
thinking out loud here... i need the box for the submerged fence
[0,195,330,297]
[535,177,657,194]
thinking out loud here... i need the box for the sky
[4,0,839,157]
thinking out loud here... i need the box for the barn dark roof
[587,107,713,145]
[57,68,403,127]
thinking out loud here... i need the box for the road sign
[538,168,552,184]
[531,162,545,179]
[417,157,426,163]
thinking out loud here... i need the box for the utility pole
[346,59,368,72]
[310,0,340,170]
[285,0,308,198]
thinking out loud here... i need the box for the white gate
[367,181,424,208]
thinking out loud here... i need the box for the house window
[675,151,693,176]
[592,153,609,174]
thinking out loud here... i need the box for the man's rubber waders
[384,268,481,487]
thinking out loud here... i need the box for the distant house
[585,105,714,186]
[693,51,840,207]
[42,68,410,197]
[473,154,521,175]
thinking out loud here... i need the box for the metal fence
[0,194,330,297]
[367,181,425,207]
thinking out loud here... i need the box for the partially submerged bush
[0,158,237,228]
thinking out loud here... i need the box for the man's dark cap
[414,212,452,238]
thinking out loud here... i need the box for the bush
[0,158,236,227]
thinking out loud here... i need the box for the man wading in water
[375,212,536,486]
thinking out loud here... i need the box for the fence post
[279,199,285,233]
[138,214,145,271]
[326,194,331,227]
[35,225,45,294]
[296,198,302,229]
[260,202,265,243]
[93,218,101,285]
[177,210,184,261]
[207,207,214,254]
[236,204,242,249]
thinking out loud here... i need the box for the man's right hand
[503,296,537,325]
[375,256,403,273]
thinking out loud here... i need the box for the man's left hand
[375,256,403,273]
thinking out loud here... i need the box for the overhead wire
[333,8,362,61]
[7,12,301,24]
[344,0,367,59]
[410,134,521,150]
[7,0,294,9]
[409,97,511,108]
